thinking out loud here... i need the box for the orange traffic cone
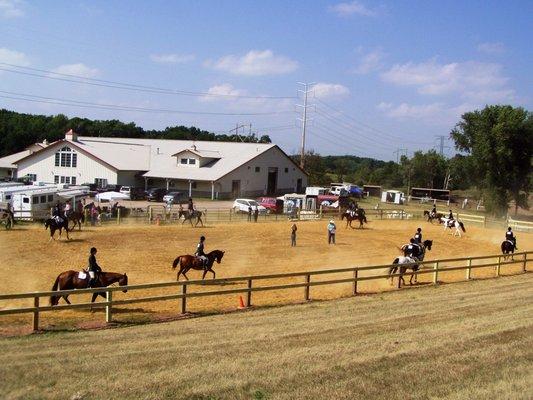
[238,295,246,309]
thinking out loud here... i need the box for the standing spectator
[253,206,259,222]
[76,199,83,214]
[90,204,100,226]
[247,205,252,222]
[327,220,336,245]
[64,200,72,219]
[291,224,297,247]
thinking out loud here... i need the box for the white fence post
[105,290,112,323]
[496,256,501,277]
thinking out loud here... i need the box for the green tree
[450,105,532,216]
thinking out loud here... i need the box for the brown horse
[50,270,128,305]
[68,211,85,231]
[172,249,225,280]
[424,210,444,223]
[341,208,367,229]
[178,210,204,227]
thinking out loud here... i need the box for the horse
[389,239,433,286]
[50,271,128,305]
[440,218,466,237]
[44,217,70,241]
[423,210,444,223]
[0,207,14,230]
[501,240,516,260]
[172,249,225,280]
[67,211,85,231]
[179,210,204,227]
[341,208,367,229]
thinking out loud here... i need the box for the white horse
[388,256,418,286]
[440,217,466,237]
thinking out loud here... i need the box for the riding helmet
[200,236,205,241]
[90,247,97,253]
[417,228,421,232]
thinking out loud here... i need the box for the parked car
[232,199,267,213]
[146,188,167,202]
[258,197,284,213]
[119,186,132,199]
[163,191,184,203]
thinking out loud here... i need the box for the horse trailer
[381,190,405,205]
[0,182,56,204]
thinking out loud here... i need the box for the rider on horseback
[188,197,195,215]
[431,205,437,218]
[53,201,63,223]
[414,228,422,243]
[195,236,208,268]
[64,200,72,220]
[506,227,518,250]
[402,238,420,259]
[87,247,102,287]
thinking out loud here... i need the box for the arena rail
[0,251,530,332]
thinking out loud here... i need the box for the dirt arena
[0,218,531,333]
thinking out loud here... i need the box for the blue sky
[0,0,531,160]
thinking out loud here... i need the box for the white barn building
[3,130,307,199]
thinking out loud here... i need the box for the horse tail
[172,256,181,269]
[50,275,60,305]
[389,258,399,276]
[459,222,466,232]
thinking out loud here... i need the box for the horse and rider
[389,228,433,286]
[501,227,518,259]
[341,206,367,229]
[50,247,128,305]
[172,235,225,280]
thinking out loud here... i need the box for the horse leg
[202,268,207,279]
[198,217,204,227]
[63,295,71,305]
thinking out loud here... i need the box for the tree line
[0,109,271,157]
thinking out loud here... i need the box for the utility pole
[435,135,449,156]
[296,82,315,169]
[393,148,407,163]
[229,123,249,142]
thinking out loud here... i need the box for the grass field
[1,274,532,399]
[0,218,532,333]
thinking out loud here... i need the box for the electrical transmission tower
[229,123,252,142]
[296,82,315,169]
[435,135,450,156]
[393,148,408,163]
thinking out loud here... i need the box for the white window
[188,158,196,165]
[95,178,108,188]
[54,176,59,184]
[180,158,188,165]
[180,158,197,165]
[55,146,77,168]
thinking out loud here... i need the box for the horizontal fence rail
[0,251,530,332]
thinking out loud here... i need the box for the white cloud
[0,47,30,66]
[329,1,378,17]
[198,83,247,103]
[50,63,100,78]
[378,102,444,120]
[381,59,513,102]
[0,0,24,18]
[353,48,385,74]
[150,53,195,64]
[206,50,298,76]
[477,42,505,55]
[198,83,293,113]
[313,82,350,99]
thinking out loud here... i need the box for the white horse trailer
[381,190,405,205]
[0,182,55,203]
[12,185,90,220]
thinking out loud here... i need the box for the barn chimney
[65,129,78,142]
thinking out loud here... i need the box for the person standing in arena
[327,220,336,245]
[291,223,297,247]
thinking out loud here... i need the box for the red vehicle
[258,197,284,213]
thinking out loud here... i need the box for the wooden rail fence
[0,251,530,331]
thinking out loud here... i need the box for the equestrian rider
[431,205,437,218]
[506,227,518,250]
[195,236,208,267]
[87,247,102,287]
[64,201,72,220]
[53,201,63,223]
[402,238,420,259]
[188,197,194,215]
[414,228,422,243]
[448,210,453,220]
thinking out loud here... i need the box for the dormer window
[55,146,77,167]
[180,158,196,165]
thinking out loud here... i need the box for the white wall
[16,143,117,185]
[219,146,307,197]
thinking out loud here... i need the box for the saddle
[505,239,515,247]
[78,270,88,280]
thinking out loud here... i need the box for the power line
[393,148,408,163]
[0,63,296,99]
[0,90,292,116]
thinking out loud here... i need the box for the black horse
[341,208,367,229]
[179,210,204,227]
[44,217,70,241]
[501,240,516,260]
[389,239,433,286]
[423,210,444,223]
